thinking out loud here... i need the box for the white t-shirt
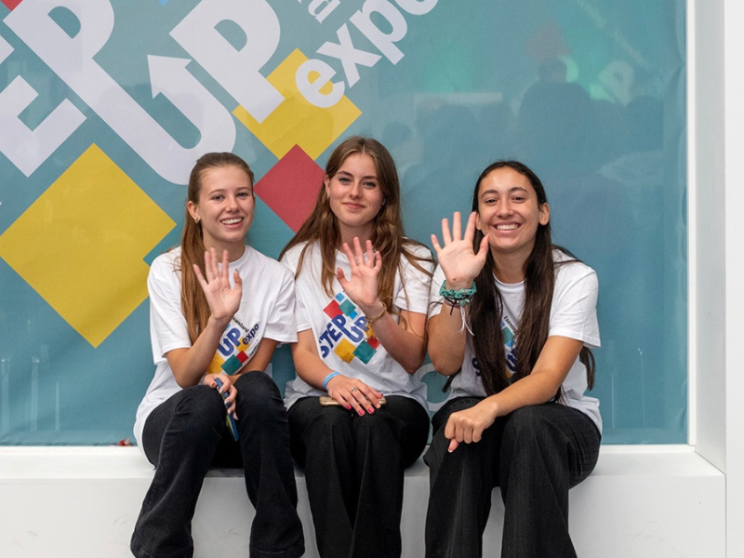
[429,250,602,433]
[281,241,433,409]
[134,245,298,447]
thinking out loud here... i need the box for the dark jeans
[425,397,601,558]
[288,395,430,558]
[131,371,304,558]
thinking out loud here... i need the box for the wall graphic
[0,0,686,444]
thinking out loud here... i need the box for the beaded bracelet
[439,280,477,307]
[322,371,340,391]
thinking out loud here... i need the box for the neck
[205,240,246,263]
[491,250,529,284]
[337,223,373,249]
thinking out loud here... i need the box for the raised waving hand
[431,212,490,289]
[193,248,243,323]
[337,237,383,313]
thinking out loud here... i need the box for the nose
[497,199,513,217]
[226,195,239,211]
[349,181,362,198]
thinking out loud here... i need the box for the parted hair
[468,160,595,397]
[178,152,255,344]
[279,136,432,316]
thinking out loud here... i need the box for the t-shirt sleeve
[394,245,434,314]
[263,265,299,343]
[279,246,312,333]
[148,257,191,364]
[549,263,600,348]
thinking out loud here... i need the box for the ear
[323,174,331,196]
[539,203,550,226]
[187,200,200,223]
[475,210,483,232]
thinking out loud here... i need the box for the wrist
[322,371,341,391]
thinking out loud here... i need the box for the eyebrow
[337,170,378,180]
[480,186,529,197]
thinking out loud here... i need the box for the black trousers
[131,371,304,558]
[288,395,430,558]
[425,397,601,558]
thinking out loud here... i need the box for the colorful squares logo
[324,299,343,320]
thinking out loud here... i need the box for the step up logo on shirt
[208,318,260,376]
[0,0,439,347]
[321,292,380,365]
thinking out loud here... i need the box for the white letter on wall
[350,0,408,64]
[171,0,283,124]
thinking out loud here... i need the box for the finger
[452,211,462,242]
[221,249,230,280]
[336,267,348,287]
[463,426,473,444]
[431,234,442,255]
[363,239,375,268]
[464,211,477,242]
[441,218,452,245]
[448,438,460,452]
[344,391,366,416]
[353,237,366,266]
[193,264,208,290]
[476,235,490,261]
[352,387,376,414]
[341,242,356,268]
[233,269,243,290]
[373,250,382,272]
[203,251,214,282]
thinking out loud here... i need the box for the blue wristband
[323,371,340,391]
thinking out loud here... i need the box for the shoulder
[400,240,435,271]
[280,240,314,269]
[552,249,598,292]
[245,246,294,282]
[149,247,182,281]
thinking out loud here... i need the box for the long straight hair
[280,136,432,314]
[178,152,255,344]
[468,161,595,396]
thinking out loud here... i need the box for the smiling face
[475,166,550,264]
[324,152,385,244]
[187,164,255,260]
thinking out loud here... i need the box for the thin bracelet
[322,371,340,391]
[366,302,387,326]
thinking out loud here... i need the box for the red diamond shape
[254,144,324,233]
[1,0,23,9]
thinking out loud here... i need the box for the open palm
[431,212,489,288]
[193,248,242,321]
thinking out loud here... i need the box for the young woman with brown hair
[280,136,433,558]
[425,161,601,558]
[131,152,304,558]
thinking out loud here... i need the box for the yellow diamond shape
[334,338,357,363]
[234,49,361,160]
[0,144,175,347]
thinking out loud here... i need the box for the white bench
[0,445,724,558]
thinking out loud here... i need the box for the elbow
[429,354,460,376]
[172,369,196,389]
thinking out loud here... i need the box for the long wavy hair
[279,136,432,317]
[178,152,255,344]
[468,161,595,396]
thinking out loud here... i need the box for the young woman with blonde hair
[131,152,304,558]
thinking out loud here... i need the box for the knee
[233,371,283,418]
[172,386,225,440]
[502,405,561,453]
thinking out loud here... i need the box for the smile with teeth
[221,217,243,225]
[495,224,519,230]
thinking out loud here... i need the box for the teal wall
[0,0,686,444]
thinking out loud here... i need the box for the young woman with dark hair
[131,152,304,558]
[280,136,434,558]
[425,161,601,558]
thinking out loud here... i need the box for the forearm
[291,342,335,391]
[363,305,426,373]
[427,308,468,375]
[168,315,231,387]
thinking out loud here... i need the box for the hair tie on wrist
[366,302,387,327]
[323,371,340,391]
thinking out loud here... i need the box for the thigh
[287,397,354,466]
[372,395,430,466]
[501,403,601,487]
